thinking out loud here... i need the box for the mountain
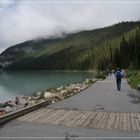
[0,21,140,70]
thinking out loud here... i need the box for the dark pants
[116,79,121,91]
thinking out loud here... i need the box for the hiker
[106,69,110,76]
[121,69,126,78]
[115,68,123,91]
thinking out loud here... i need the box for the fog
[0,0,140,52]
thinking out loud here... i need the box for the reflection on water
[0,71,91,102]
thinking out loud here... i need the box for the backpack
[115,71,122,79]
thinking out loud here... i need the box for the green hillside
[0,21,140,70]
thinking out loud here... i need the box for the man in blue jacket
[115,68,123,91]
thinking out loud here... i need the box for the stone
[57,86,64,91]
[60,89,68,96]
[137,85,140,90]
[36,92,42,96]
[5,106,14,113]
[52,100,55,104]
[29,100,36,105]
[0,103,3,108]
[0,77,96,115]
[3,101,15,107]
[32,96,40,100]
[44,92,63,101]
[73,90,78,94]
[75,86,81,90]
[18,97,27,105]
[77,89,81,92]
[0,111,5,116]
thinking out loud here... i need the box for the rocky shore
[0,78,97,117]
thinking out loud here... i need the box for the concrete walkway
[50,75,140,112]
[0,75,140,139]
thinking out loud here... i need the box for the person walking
[115,68,123,91]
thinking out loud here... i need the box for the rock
[24,102,29,107]
[5,106,14,113]
[0,108,5,112]
[49,89,57,93]
[28,96,32,100]
[44,92,63,101]
[73,90,78,94]
[84,78,93,84]
[85,79,90,84]
[36,92,42,96]
[3,101,15,107]
[0,111,5,116]
[77,89,81,92]
[0,103,3,108]
[21,96,30,100]
[70,93,74,96]
[32,96,41,100]
[51,100,55,104]
[75,86,81,90]
[80,85,87,90]
[68,84,76,91]
[15,96,20,105]
[14,96,29,108]
[65,87,73,93]
[137,85,140,90]
[60,89,68,96]
[28,100,36,105]
[0,77,96,115]
[57,86,64,91]
[19,97,27,105]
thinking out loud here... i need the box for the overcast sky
[0,0,140,52]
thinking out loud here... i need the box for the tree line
[97,26,140,71]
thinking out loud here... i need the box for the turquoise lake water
[0,71,92,102]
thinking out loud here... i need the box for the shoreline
[1,69,95,73]
[0,78,97,117]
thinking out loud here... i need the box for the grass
[126,69,140,89]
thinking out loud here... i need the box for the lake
[0,71,92,102]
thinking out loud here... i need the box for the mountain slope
[0,21,140,70]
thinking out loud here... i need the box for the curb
[0,100,49,125]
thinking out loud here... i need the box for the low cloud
[0,0,140,52]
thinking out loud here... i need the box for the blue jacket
[115,70,122,79]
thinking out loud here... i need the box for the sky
[0,0,140,52]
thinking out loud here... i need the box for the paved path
[0,75,140,139]
[49,76,140,112]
